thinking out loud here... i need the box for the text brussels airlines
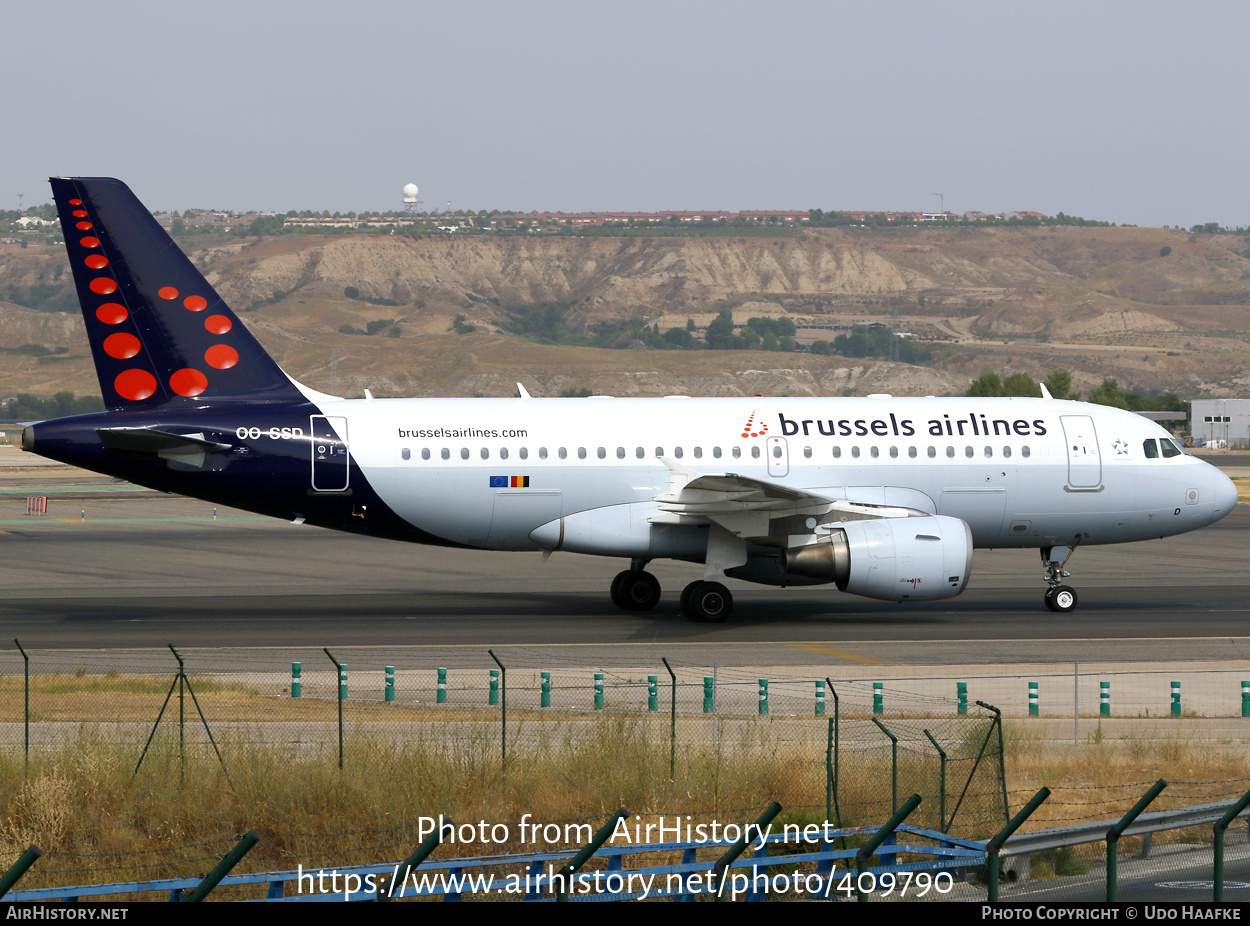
[777,413,1048,439]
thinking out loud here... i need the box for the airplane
[19,177,1239,622]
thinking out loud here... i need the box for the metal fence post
[378,816,454,901]
[986,788,1051,902]
[662,658,677,779]
[0,846,41,899]
[13,640,28,771]
[713,802,783,902]
[825,679,842,834]
[556,808,629,902]
[1214,789,1250,901]
[186,831,259,902]
[1107,779,1167,902]
[923,728,948,833]
[856,794,922,902]
[871,716,898,813]
[488,650,506,768]
[324,648,344,771]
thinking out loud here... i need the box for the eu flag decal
[490,476,530,488]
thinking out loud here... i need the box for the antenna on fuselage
[517,383,532,399]
[1039,383,1053,400]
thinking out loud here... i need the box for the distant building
[1190,399,1250,448]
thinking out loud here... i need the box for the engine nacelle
[779,515,972,602]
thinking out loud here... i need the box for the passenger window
[500,448,509,460]
[461,448,470,460]
[927,447,936,458]
[674,447,684,459]
[889,446,898,458]
[694,447,703,459]
[984,446,992,458]
[578,447,587,459]
[1143,439,1159,459]
[636,447,644,459]
[965,446,974,458]
[713,447,722,459]
[1022,446,1031,458]
[751,446,761,459]
[832,446,841,459]
[559,448,568,459]
[539,447,548,459]
[1161,439,1181,458]
[481,448,489,460]
[655,447,664,457]
[732,447,742,459]
[804,446,813,458]
[852,446,861,458]
[1003,446,1011,458]
[946,446,955,458]
[773,445,783,458]
[441,448,450,460]
[401,448,411,460]
[597,447,606,459]
[908,446,917,458]
[616,447,625,459]
[870,446,879,458]
[421,448,430,460]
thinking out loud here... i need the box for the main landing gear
[610,560,661,611]
[1041,545,1078,612]
[680,580,733,623]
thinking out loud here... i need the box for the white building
[1190,399,1250,448]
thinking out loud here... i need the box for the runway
[0,474,1247,664]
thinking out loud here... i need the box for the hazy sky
[5,1,1247,227]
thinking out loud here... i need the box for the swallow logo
[740,412,769,439]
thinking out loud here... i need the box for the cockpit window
[1143,439,1159,459]
[1161,438,1182,458]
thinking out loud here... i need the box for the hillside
[1,225,1247,399]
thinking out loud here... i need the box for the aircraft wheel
[611,570,660,611]
[681,580,733,623]
[1045,586,1078,613]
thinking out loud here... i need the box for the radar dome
[402,183,418,202]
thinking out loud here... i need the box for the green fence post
[855,795,922,902]
[826,678,842,835]
[1214,788,1250,902]
[556,808,630,902]
[1242,681,1249,718]
[290,661,301,698]
[1100,681,1110,717]
[815,679,825,717]
[383,666,394,703]
[1028,681,1038,717]
[923,728,948,833]
[186,831,260,902]
[489,668,499,706]
[541,671,551,708]
[437,667,447,704]
[1171,680,1181,717]
[703,676,714,713]
[873,681,883,714]
[986,788,1051,902]
[713,802,784,902]
[647,675,658,712]
[872,716,899,813]
[594,672,604,710]
[1107,779,1167,902]
[338,662,348,700]
[957,681,968,715]
[758,678,769,715]
[0,845,41,900]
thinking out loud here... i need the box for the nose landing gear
[1041,545,1079,612]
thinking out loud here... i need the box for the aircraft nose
[1210,467,1238,523]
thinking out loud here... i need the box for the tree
[966,372,1004,397]
[1043,370,1078,401]
[704,310,738,350]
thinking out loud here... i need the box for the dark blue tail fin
[51,177,307,410]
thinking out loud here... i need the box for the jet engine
[779,515,972,601]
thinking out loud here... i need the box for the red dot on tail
[183,295,208,311]
[96,303,128,325]
[69,199,82,206]
[80,236,100,248]
[114,369,157,402]
[169,368,208,397]
[72,209,87,218]
[204,314,232,335]
[205,344,238,369]
[103,333,141,359]
[84,255,108,270]
[158,286,179,300]
[89,278,117,295]
[76,221,92,231]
